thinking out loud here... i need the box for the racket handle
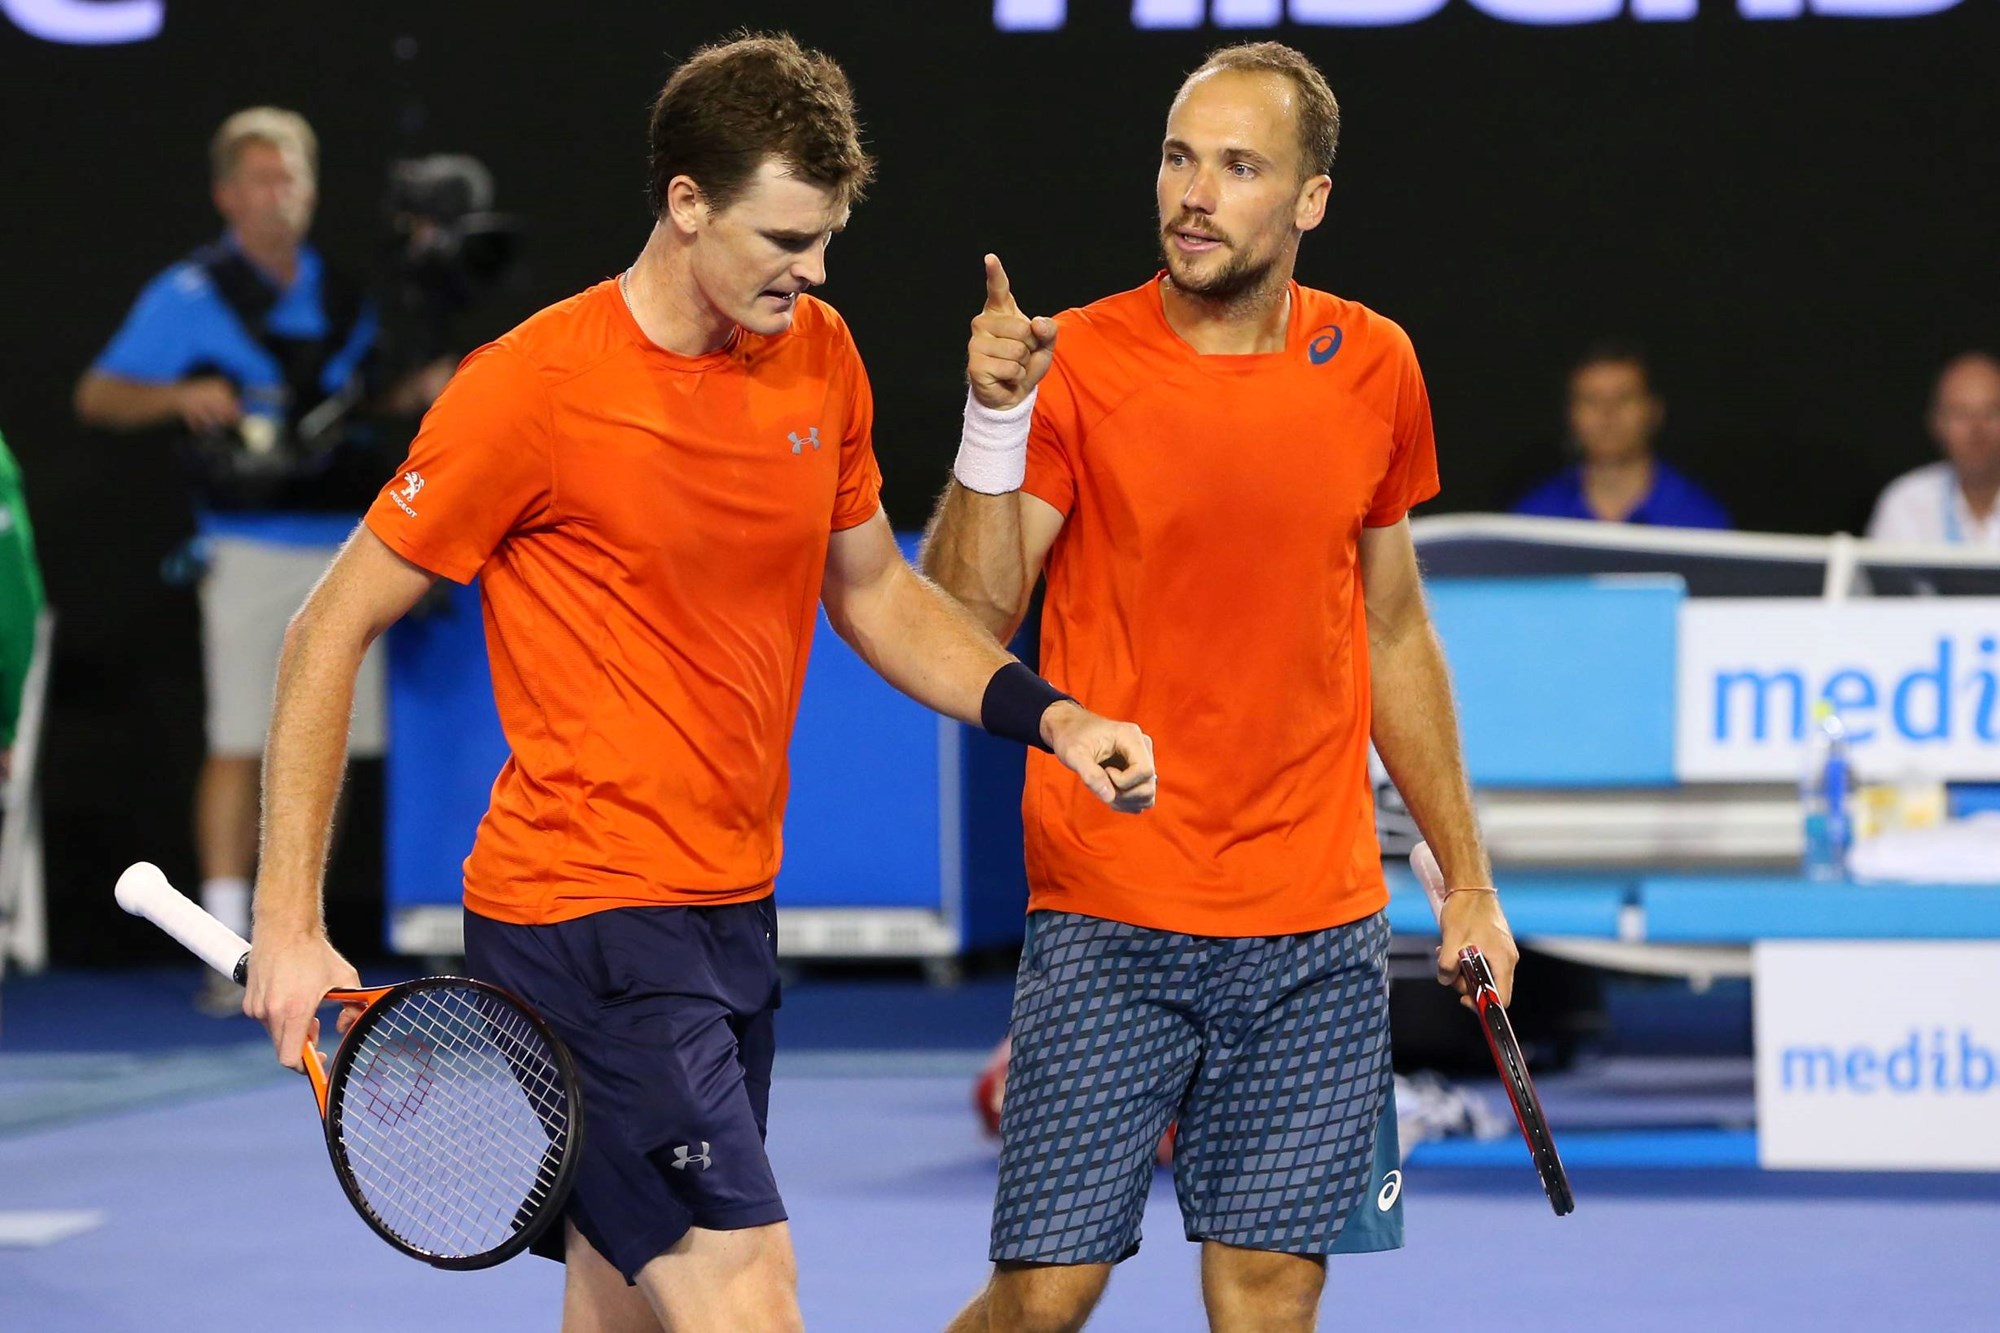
[1410,841,1451,923]
[114,862,251,983]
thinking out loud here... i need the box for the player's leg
[1177,912,1398,1332]
[633,1220,801,1333]
[976,911,1204,1332]
[630,903,801,1331]
[561,1221,663,1333]
[462,902,795,1329]
[1198,1244,1325,1333]
[947,1261,1112,1333]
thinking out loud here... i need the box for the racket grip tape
[114,862,252,983]
[1409,842,1451,922]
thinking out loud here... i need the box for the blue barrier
[1427,575,1682,787]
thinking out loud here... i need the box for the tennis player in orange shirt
[924,42,1518,1333]
[241,33,1154,1333]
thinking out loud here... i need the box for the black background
[3,2,1994,962]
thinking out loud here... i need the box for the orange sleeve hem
[830,492,882,532]
[1364,478,1442,528]
[1020,475,1074,519]
[363,509,480,585]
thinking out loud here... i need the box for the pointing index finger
[983,253,1018,315]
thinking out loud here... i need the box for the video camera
[186,153,520,513]
[378,154,521,367]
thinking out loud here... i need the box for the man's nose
[1181,169,1218,215]
[795,243,827,289]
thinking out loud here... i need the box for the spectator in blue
[1512,341,1731,529]
[74,108,447,1008]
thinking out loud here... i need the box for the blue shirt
[1511,459,1732,530]
[92,237,379,546]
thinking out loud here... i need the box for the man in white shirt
[1867,352,2000,547]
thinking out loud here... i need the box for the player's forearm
[918,480,1031,643]
[826,557,1016,726]
[255,613,368,940]
[73,372,180,430]
[1369,616,1491,889]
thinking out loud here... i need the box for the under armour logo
[788,427,821,454]
[671,1141,712,1171]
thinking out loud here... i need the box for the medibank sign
[1676,600,2000,781]
[1756,942,2000,1171]
[1781,1030,1997,1095]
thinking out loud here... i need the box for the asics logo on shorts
[670,1141,712,1171]
[788,427,822,454]
[1376,1169,1403,1211]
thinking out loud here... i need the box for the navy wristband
[981,661,1073,752]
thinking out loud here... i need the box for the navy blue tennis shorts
[463,898,786,1282]
[992,909,1402,1263]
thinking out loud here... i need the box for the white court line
[0,1210,105,1248]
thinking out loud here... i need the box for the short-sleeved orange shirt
[365,282,882,925]
[1021,277,1440,938]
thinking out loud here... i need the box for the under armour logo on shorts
[671,1141,712,1171]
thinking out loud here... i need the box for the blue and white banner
[995,0,1965,31]
[1755,941,2000,1171]
[1676,600,2000,782]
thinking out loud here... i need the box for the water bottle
[1801,700,1852,882]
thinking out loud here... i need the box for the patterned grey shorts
[991,909,1402,1264]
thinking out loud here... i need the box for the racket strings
[332,984,573,1260]
[342,994,565,1254]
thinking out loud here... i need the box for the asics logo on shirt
[788,427,822,454]
[671,1141,712,1171]
[1307,325,1344,366]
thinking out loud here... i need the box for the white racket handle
[1410,841,1451,924]
[115,861,251,983]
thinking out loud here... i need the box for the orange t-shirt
[1021,277,1439,937]
[364,282,883,925]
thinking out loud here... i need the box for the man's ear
[664,175,708,237]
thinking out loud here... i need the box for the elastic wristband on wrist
[980,661,1072,752]
[953,388,1035,494]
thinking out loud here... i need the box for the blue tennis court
[4,967,1997,1332]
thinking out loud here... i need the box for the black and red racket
[1411,843,1575,1217]
[115,861,584,1267]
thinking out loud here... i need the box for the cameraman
[76,108,445,1008]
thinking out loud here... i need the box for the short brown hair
[1572,340,1656,393]
[647,32,874,218]
[210,107,317,183]
[1184,43,1340,180]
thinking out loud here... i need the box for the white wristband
[953,388,1036,495]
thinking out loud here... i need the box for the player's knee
[1203,1245,1326,1324]
[988,1263,1107,1333]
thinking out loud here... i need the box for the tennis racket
[114,861,585,1267]
[1410,842,1575,1216]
